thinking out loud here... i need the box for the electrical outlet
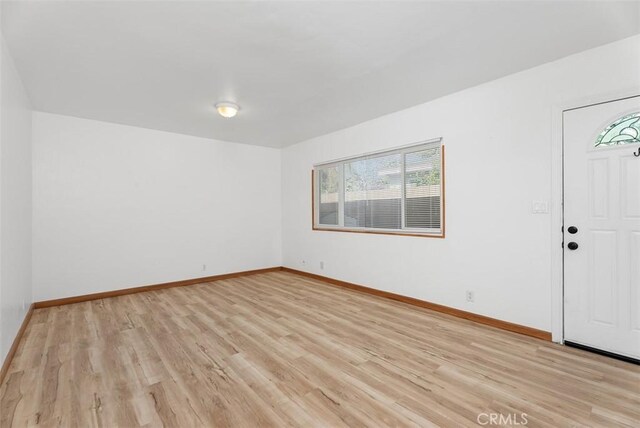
[466,290,475,303]
[320,261,324,270]
[202,264,207,271]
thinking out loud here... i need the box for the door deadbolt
[567,226,578,234]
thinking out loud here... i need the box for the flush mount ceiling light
[215,102,240,118]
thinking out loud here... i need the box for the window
[318,166,339,225]
[313,139,444,237]
[595,112,640,147]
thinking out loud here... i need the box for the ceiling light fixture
[215,102,240,118]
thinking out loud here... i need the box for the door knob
[567,242,579,250]
[568,226,578,234]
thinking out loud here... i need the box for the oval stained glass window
[595,112,640,147]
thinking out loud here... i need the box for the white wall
[0,37,32,362]
[32,113,282,301]
[281,35,640,332]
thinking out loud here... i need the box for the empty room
[0,0,639,427]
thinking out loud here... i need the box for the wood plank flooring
[1,271,639,427]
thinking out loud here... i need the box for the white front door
[564,96,640,360]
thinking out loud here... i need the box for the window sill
[312,226,445,239]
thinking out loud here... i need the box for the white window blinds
[314,139,443,236]
[405,147,441,230]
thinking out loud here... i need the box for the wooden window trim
[311,145,446,239]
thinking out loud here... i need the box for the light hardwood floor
[1,271,639,427]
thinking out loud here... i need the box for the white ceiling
[3,1,639,148]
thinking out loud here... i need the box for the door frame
[551,87,640,343]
